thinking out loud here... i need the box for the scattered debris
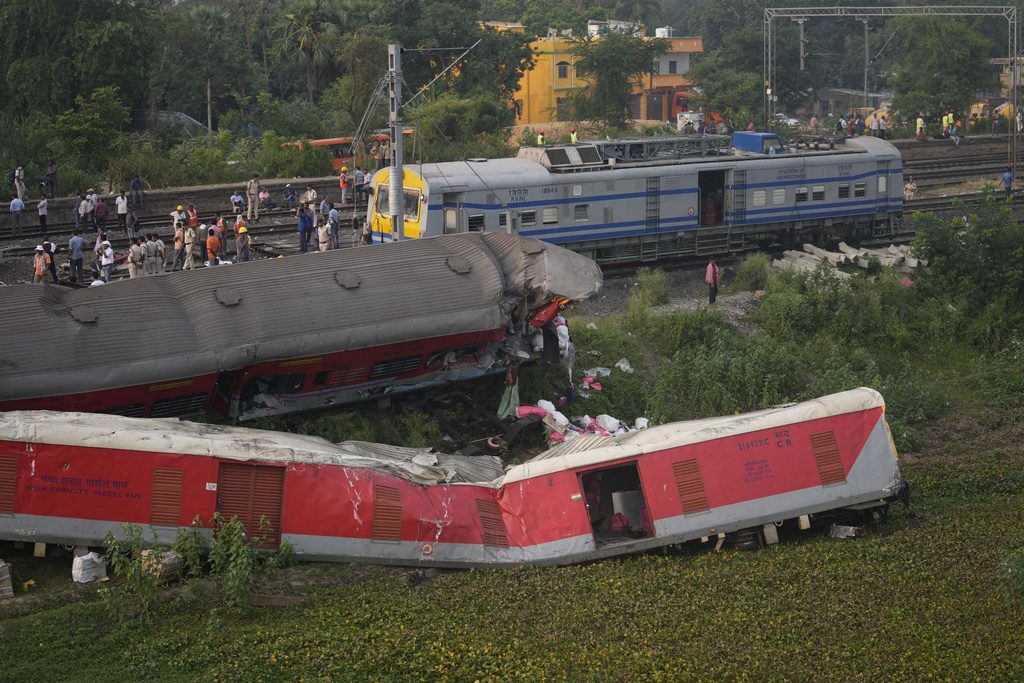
[829,523,860,540]
[71,547,108,583]
[0,559,13,598]
[141,549,184,583]
[773,242,928,278]
[615,358,634,374]
[403,568,442,588]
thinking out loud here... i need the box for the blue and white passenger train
[367,132,905,263]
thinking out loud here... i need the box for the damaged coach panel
[0,388,906,566]
[0,234,602,421]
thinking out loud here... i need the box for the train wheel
[727,527,764,551]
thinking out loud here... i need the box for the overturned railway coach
[0,389,905,566]
[0,233,602,421]
[367,133,905,263]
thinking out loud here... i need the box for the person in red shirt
[705,256,720,304]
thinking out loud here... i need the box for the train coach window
[542,207,559,224]
[444,208,457,233]
[795,187,808,203]
[467,214,485,232]
[812,185,825,201]
[574,204,590,222]
[313,371,328,386]
[521,210,537,226]
[752,190,767,207]
[878,176,888,194]
[838,184,851,199]
[498,212,509,229]
[854,182,866,198]
[403,190,421,220]
[772,188,786,205]
[375,186,389,213]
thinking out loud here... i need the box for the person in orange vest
[206,226,221,266]
[32,245,51,284]
[187,203,198,229]
[705,255,721,304]
[339,166,351,206]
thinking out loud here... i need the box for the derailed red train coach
[0,388,905,566]
[0,233,602,422]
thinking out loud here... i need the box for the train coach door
[697,170,726,226]
[216,463,285,549]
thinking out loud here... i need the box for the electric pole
[388,44,404,242]
[861,18,869,107]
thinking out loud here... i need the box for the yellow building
[499,24,703,126]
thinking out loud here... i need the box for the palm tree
[604,0,662,32]
[277,0,337,103]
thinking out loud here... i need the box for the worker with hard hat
[339,166,351,206]
[570,128,578,144]
[236,225,251,262]
[537,130,545,145]
[169,204,186,229]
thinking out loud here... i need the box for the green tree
[913,189,1024,343]
[602,0,660,31]
[321,29,390,132]
[147,5,265,127]
[890,18,998,119]
[407,94,514,162]
[52,87,131,170]
[569,29,668,129]
[277,0,341,103]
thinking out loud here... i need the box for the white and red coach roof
[0,388,886,487]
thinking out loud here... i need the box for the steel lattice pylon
[763,6,1019,178]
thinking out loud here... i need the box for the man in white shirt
[303,184,318,214]
[100,240,114,282]
[9,195,24,236]
[37,195,48,232]
[115,191,129,231]
[246,174,261,221]
[169,205,186,229]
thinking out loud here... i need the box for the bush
[102,524,164,621]
[731,253,772,291]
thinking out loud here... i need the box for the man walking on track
[705,256,721,305]
[246,173,261,221]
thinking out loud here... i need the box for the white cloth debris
[634,417,650,430]
[583,367,612,378]
[537,399,556,414]
[586,322,597,330]
[71,547,107,583]
[595,415,621,432]
[615,358,634,374]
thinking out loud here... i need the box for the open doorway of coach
[697,170,726,226]
[579,461,653,548]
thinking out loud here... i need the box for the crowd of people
[17,168,378,285]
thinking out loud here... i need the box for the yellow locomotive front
[367,168,429,242]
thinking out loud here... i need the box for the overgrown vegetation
[99,515,294,621]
